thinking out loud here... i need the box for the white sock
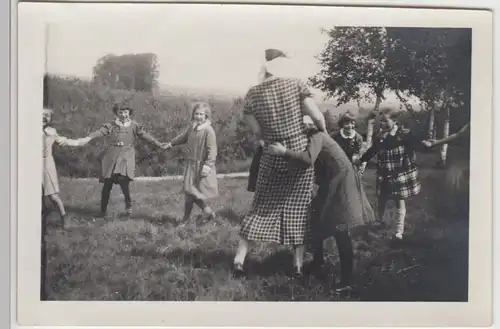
[234,238,249,265]
[294,245,305,269]
[395,207,407,239]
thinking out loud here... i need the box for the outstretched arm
[135,123,163,148]
[268,133,323,169]
[425,123,470,147]
[170,127,190,147]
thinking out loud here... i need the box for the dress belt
[110,142,133,147]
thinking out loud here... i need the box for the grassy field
[42,166,469,302]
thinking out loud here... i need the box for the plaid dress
[360,126,421,200]
[240,77,315,245]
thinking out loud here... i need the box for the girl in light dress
[164,102,219,223]
[42,108,91,227]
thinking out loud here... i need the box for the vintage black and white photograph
[15,2,494,326]
[37,4,475,302]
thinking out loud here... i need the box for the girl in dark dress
[86,105,166,219]
[331,111,364,163]
[268,116,372,291]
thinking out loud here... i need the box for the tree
[310,27,398,147]
[385,28,471,164]
[311,27,471,164]
[92,53,160,93]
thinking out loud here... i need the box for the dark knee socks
[119,181,132,209]
[100,179,114,213]
[101,178,132,213]
[334,230,354,285]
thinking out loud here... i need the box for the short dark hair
[338,111,357,128]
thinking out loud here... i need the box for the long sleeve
[203,127,217,168]
[360,142,379,163]
[283,132,324,169]
[328,143,350,193]
[135,123,162,147]
[171,127,190,146]
[353,133,363,157]
[401,129,424,151]
[88,123,112,139]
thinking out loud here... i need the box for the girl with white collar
[164,102,219,223]
[355,108,427,244]
[332,111,364,164]
[86,105,166,219]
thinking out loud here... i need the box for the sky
[41,3,333,97]
[33,2,418,108]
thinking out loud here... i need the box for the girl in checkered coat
[356,108,428,243]
[233,49,327,279]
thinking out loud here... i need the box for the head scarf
[258,48,298,83]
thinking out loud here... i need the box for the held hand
[200,165,211,178]
[358,162,367,175]
[267,142,286,156]
[77,137,91,146]
[422,139,436,148]
[161,142,172,150]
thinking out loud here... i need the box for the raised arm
[297,80,326,132]
[428,123,470,147]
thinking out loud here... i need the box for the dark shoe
[232,262,245,278]
[390,235,404,248]
[335,282,354,293]
[60,214,67,229]
[125,208,132,218]
[291,266,304,280]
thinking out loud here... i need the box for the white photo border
[13,2,494,327]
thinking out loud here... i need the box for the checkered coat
[360,126,421,199]
[240,77,315,245]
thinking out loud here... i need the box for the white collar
[115,118,132,127]
[340,128,356,139]
[193,120,211,131]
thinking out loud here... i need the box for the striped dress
[240,76,315,246]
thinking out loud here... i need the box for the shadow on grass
[216,208,242,225]
[163,248,235,270]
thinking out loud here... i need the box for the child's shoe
[125,207,132,219]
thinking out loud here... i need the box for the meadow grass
[42,165,469,302]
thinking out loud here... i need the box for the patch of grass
[42,168,469,301]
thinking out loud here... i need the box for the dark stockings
[101,177,132,213]
[313,230,354,285]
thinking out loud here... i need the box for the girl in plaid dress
[269,116,373,291]
[233,49,327,278]
[164,102,219,223]
[356,108,428,243]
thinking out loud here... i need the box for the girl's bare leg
[49,193,66,226]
